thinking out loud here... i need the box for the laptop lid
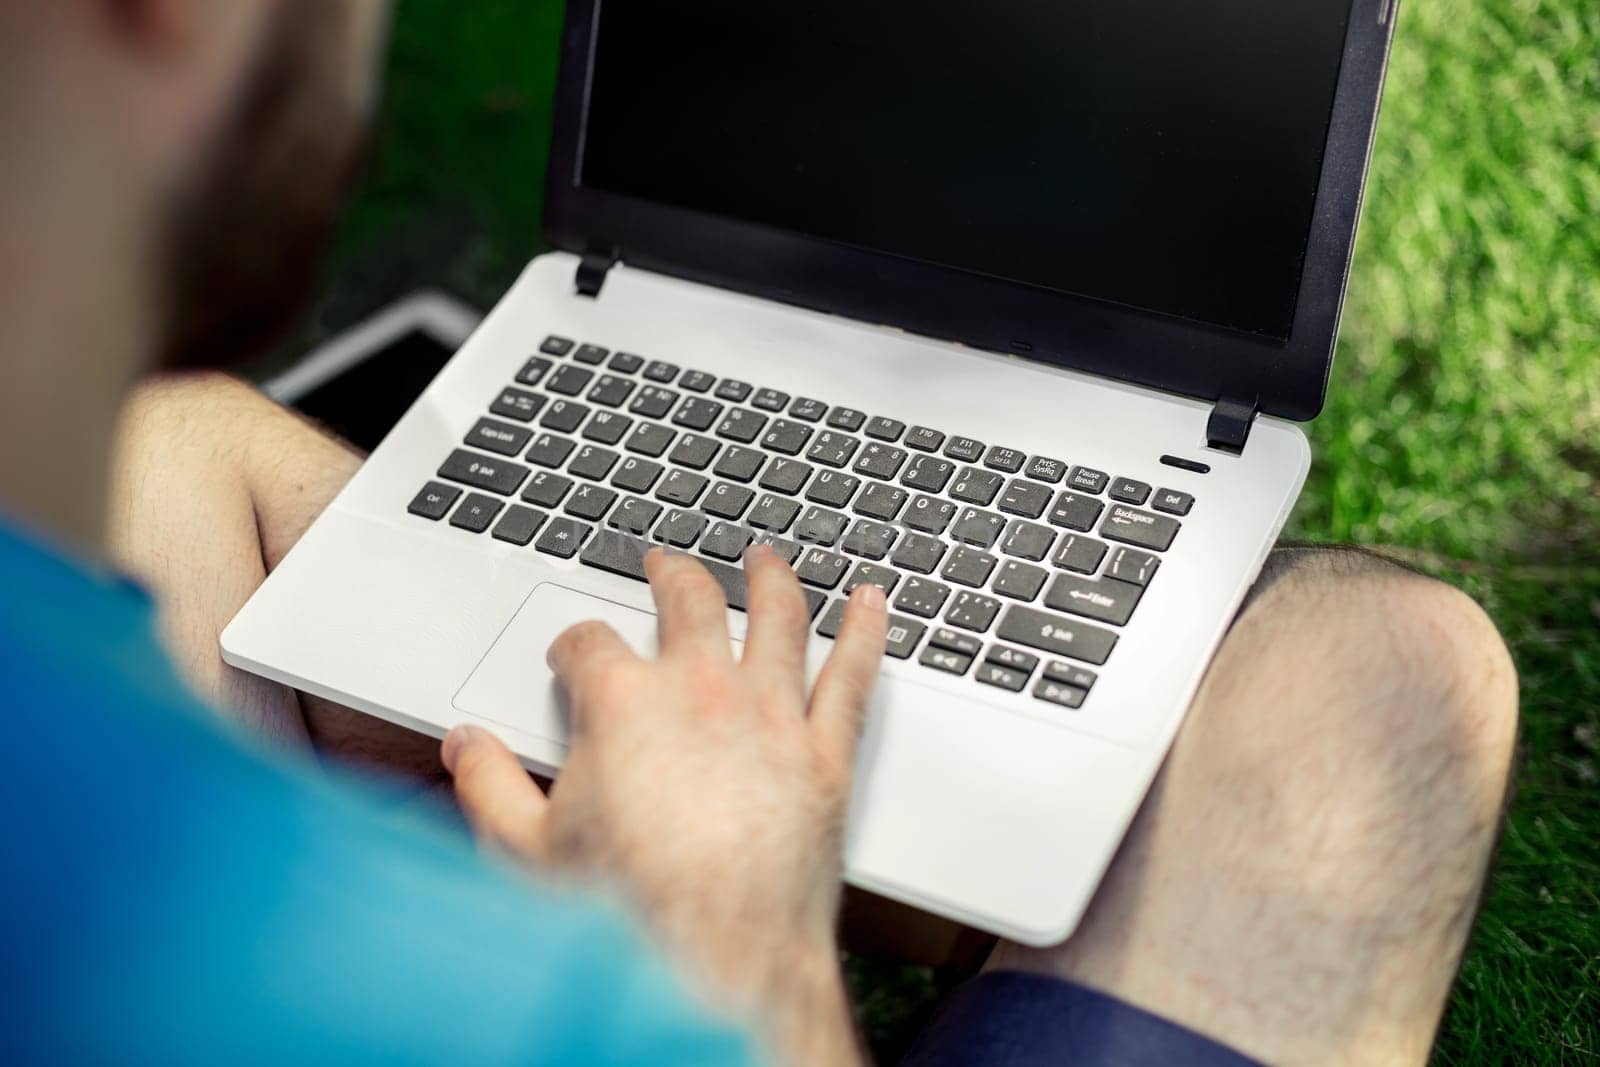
[544,0,1398,422]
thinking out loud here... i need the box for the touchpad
[453,582,742,750]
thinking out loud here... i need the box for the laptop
[224,0,1398,945]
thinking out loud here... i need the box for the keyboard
[407,334,1197,712]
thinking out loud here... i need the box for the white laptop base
[223,252,1308,946]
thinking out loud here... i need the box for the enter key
[1044,573,1144,627]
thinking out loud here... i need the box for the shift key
[996,605,1118,666]
[438,449,529,496]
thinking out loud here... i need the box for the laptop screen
[579,1,1353,341]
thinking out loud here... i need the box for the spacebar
[579,535,826,619]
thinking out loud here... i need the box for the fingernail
[745,542,773,562]
[441,725,483,772]
[857,584,887,609]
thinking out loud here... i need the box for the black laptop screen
[580,0,1352,340]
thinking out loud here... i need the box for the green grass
[303,1,1599,1060]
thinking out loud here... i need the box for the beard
[157,0,372,371]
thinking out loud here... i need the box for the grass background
[285,1,1599,1060]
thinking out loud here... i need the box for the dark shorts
[901,971,1262,1067]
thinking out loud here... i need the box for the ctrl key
[408,481,461,521]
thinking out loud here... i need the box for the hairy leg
[986,546,1519,1065]
[108,372,445,783]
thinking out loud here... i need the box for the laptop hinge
[1206,397,1259,455]
[574,252,617,298]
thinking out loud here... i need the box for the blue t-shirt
[0,523,757,1065]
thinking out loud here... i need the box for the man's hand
[441,544,888,1067]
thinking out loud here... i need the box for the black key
[579,528,652,579]
[993,560,1049,601]
[748,493,801,532]
[818,604,922,659]
[904,494,956,535]
[853,442,908,479]
[1152,488,1194,516]
[546,364,594,397]
[1033,678,1087,709]
[644,360,680,383]
[568,445,620,481]
[752,387,790,412]
[905,426,945,452]
[865,416,906,441]
[794,506,849,547]
[758,458,812,495]
[1068,466,1110,493]
[715,379,753,402]
[920,646,973,676]
[673,396,724,431]
[466,417,533,457]
[490,387,545,423]
[408,481,461,521]
[608,351,645,374]
[827,406,867,432]
[491,504,546,546]
[701,521,755,561]
[950,507,1006,549]
[708,556,831,620]
[844,562,901,596]
[713,445,766,483]
[612,456,665,494]
[854,481,907,522]
[985,446,1026,473]
[526,432,577,469]
[946,590,1002,632]
[1045,574,1144,626]
[565,483,617,522]
[625,422,675,457]
[1043,661,1098,691]
[1109,477,1152,505]
[1001,520,1056,562]
[796,547,850,589]
[608,496,662,536]
[752,533,802,565]
[894,576,951,618]
[668,433,720,470]
[806,432,861,469]
[950,467,1003,506]
[540,335,575,356]
[716,408,768,444]
[943,546,999,589]
[653,509,707,548]
[891,532,947,575]
[998,479,1052,519]
[535,516,592,559]
[930,628,983,658]
[439,449,529,496]
[539,399,589,434]
[841,520,898,561]
[762,419,814,456]
[1106,546,1160,586]
[586,374,635,408]
[1048,491,1105,532]
[1025,456,1067,484]
[582,411,632,446]
[986,645,1040,675]
[629,386,679,419]
[805,470,860,509]
[521,470,573,508]
[450,493,504,533]
[1054,534,1109,575]
[657,469,709,507]
[705,481,755,520]
[943,436,985,463]
[1101,505,1180,552]
[976,663,1029,692]
[902,454,956,493]
[679,370,716,393]
[996,605,1118,665]
[788,397,827,422]
[573,343,609,365]
[516,356,554,387]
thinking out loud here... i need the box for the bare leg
[986,547,1519,1065]
[108,371,445,784]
